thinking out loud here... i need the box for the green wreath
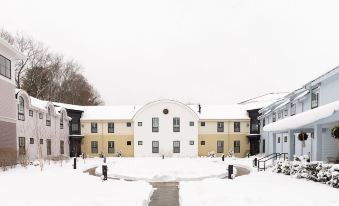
[331,127,339,139]
[298,132,308,141]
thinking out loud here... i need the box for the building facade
[74,100,251,158]
[0,38,25,164]
[15,90,71,160]
[260,67,339,161]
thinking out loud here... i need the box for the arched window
[60,112,64,129]
[46,107,51,126]
[18,96,25,121]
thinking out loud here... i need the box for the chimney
[198,104,201,114]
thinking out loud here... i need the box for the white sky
[1,0,339,105]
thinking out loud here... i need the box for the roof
[53,102,85,111]
[194,105,249,120]
[238,92,289,110]
[81,105,141,120]
[263,100,339,132]
[0,37,26,60]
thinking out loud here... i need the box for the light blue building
[259,67,339,162]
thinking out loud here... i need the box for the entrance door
[70,138,82,157]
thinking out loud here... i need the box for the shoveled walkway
[149,182,179,206]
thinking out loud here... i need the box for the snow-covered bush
[273,156,339,189]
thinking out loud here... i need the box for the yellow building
[79,102,250,158]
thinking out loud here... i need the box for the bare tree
[1,28,103,105]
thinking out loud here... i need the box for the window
[217,122,224,133]
[138,122,142,126]
[152,117,159,132]
[40,139,43,144]
[29,110,33,117]
[108,122,114,133]
[108,141,114,153]
[46,108,51,126]
[217,141,224,153]
[0,55,11,79]
[30,138,34,144]
[284,136,288,143]
[189,121,194,126]
[173,141,180,153]
[189,140,194,145]
[19,137,25,155]
[234,140,240,153]
[290,103,296,116]
[201,122,206,126]
[72,122,79,132]
[91,141,98,153]
[91,122,98,133]
[234,122,240,132]
[311,88,319,109]
[60,140,64,155]
[201,141,205,145]
[18,96,25,121]
[263,118,266,127]
[173,117,180,132]
[272,113,276,122]
[127,141,132,146]
[138,141,143,145]
[278,112,282,119]
[284,109,288,117]
[60,113,64,129]
[152,141,159,153]
[47,139,51,155]
[251,118,259,133]
[39,113,43,119]
[126,122,131,127]
[277,137,281,143]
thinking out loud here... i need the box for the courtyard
[0,157,338,206]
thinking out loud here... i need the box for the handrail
[256,153,288,171]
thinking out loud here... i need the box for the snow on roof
[30,96,48,110]
[81,105,141,120]
[263,100,339,132]
[195,105,249,120]
[292,89,309,102]
[0,37,26,60]
[238,92,289,110]
[53,102,85,111]
[274,99,290,111]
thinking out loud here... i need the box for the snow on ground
[180,158,339,206]
[0,158,153,206]
[96,157,247,182]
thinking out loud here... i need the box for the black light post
[228,165,234,179]
[73,157,77,169]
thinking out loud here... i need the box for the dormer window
[311,88,319,109]
[18,96,25,121]
[46,108,51,126]
[60,113,64,129]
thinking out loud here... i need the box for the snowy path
[149,182,180,206]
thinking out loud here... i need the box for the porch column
[314,124,322,161]
[288,130,295,160]
[272,133,276,153]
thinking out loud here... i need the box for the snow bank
[180,172,339,206]
[0,159,153,206]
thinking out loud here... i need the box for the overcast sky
[1,0,339,105]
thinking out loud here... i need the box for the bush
[273,157,339,189]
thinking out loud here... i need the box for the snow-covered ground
[180,158,339,206]
[96,157,245,182]
[0,158,153,206]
